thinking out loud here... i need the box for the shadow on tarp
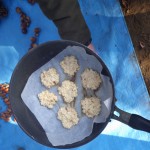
[0,118,149,150]
[0,46,19,83]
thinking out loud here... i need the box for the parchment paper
[21,46,113,146]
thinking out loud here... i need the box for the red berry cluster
[0,83,14,122]
[29,27,41,50]
[0,2,8,18]
[16,7,31,34]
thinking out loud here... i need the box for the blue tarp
[0,0,150,150]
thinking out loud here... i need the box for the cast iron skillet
[9,40,150,149]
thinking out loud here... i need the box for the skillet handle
[129,114,150,132]
[112,106,150,133]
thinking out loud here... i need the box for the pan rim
[9,40,116,148]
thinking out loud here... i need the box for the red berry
[16,7,22,14]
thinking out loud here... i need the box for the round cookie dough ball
[38,90,58,109]
[81,68,102,90]
[81,97,101,118]
[40,68,59,88]
[60,56,80,76]
[58,80,77,103]
[57,106,79,129]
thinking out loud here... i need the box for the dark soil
[120,0,150,95]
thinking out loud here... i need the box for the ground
[120,0,150,95]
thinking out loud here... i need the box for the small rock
[139,41,145,49]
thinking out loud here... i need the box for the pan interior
[9,40,115,148]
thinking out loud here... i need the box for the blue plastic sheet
[0,0,149,150]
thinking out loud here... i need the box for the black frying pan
[9,40,150,149]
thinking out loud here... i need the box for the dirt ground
[120,0,150,95]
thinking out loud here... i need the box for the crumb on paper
[81,97,101,118]
[60,56,80,76]
[58,80,77,103]
[81,68,102,90]
[57,106,79,129]
[38,90,58,109]
[40,68,59,88]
